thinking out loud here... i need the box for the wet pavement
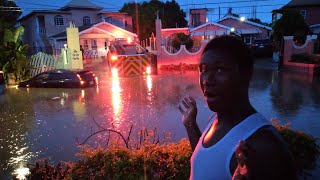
[1,58,320,179]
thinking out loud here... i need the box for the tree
[0,0,22,44]
[119,0,187,40]
[272,11,310,44]
[171,33,193,50]
[0,0,22,69]
[1,26,33,82]
[247,18,271,27]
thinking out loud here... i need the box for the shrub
[26,123,319,179]
[290,53,320,64]
[171,33,194,51]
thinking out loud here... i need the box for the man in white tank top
[178,36,296,179]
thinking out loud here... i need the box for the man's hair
[202,35,254,76]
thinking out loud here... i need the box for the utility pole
[135,0,139,37]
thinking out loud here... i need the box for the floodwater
[1,63,320,179]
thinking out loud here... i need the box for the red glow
[111,55,118,61]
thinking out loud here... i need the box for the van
[0,71,5,95]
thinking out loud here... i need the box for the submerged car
[0,71,5,94]
[18,69,98,88]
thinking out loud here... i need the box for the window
[48,73,64,80]
[192,13,201,27]
[91,39,97,50]
[83,16,91,26]
[83,40,89,50]
[242,34,256,44]
[54,15,64,26]
[300,10,306,19]
[35,73,49,81]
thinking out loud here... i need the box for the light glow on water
[14,167,30,180]
[146,75,152,92]
[111,72,122,128]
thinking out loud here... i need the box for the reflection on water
[111,71,122,129]
[1,68,320,178]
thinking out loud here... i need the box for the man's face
[199,49,245,112]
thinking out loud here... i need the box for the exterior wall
[69,10,101,27]
[189,9,207,28]
[157,42,207,67]
[43,13,72,37]
[286,6,320,25]
[219,18,269,39]
[21,15,36,46]
[283,35,318,74]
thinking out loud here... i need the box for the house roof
[92,21,138,37]
[282,0,320,8]
[60,0,103,11]
[190,22,231,32]
[161,27,190,32]
[49,25,92,39]
[217,15,272,30]
[19,10,71,21]
[49,21,138,39]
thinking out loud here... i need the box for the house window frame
[83,16,91,26]
[300,10,306,19]
[54,15,64,26]
[91,39,97,50]
[83,40,89,50]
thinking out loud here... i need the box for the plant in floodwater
[25,120,319,179]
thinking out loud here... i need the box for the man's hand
[232,140,252,180]
[178,96,198,128]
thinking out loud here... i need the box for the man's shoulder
[248,125,288,153]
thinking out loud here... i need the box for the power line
[90,0,121,8]
[179,0,274,6]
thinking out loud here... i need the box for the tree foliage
[247,18,271,27]
[272,11,310,43]
[119,0,187,40]
[0,0,22,44]
[1,26,33,82]
[171,33,193,50]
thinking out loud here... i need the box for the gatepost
[66,21,83,70]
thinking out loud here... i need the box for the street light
[240,16,245,22]
[230,28,235,32]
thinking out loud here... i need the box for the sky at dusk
[15,0,291,23]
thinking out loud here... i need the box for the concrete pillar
[155,19,162,52]
[66,23,83,70]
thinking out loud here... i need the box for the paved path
[254,57,279,70]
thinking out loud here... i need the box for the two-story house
[18,0,133,55]
[272,0,320,34]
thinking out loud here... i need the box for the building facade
[18,0,133,55]
[272,0,320,34]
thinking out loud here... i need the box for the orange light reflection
[146,75,152,92]
[111,72,122,128]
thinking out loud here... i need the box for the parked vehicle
[250,38,273,57]
[0,71,5,94]
[18,69,98,88]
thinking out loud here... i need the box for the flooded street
[1,63,320,178]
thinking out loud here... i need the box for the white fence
[29,52,58,77]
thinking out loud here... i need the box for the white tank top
[190,113,270,180]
